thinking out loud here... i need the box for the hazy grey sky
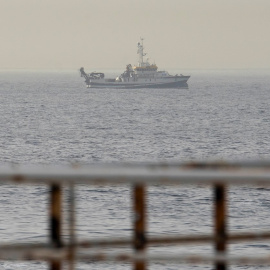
[1,0,270,69]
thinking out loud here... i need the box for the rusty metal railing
[1,161,270,269]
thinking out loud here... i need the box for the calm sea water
[0,69,270,269]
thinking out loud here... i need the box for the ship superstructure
[80,39,190,89]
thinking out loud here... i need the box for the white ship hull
[86,76,190,89]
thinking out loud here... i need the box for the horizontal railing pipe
[2,249,270,266]
[1,166,270,185]
[2,230,270,251]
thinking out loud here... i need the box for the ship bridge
[133,64,158,72]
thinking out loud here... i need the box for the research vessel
[80,39,190,89]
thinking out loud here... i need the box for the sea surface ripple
[0,70,270,269]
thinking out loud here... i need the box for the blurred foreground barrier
[1,161,270,270]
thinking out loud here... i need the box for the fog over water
[0,0,270,69]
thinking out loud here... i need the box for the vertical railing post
[50,184,62,270]
[214,184,227,270]
[68,184,76,270]
[133,184,146,270]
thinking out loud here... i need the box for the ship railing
[1,160,270,269]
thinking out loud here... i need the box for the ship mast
[137,38,146,67]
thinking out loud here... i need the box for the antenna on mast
[137,37,147,67]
